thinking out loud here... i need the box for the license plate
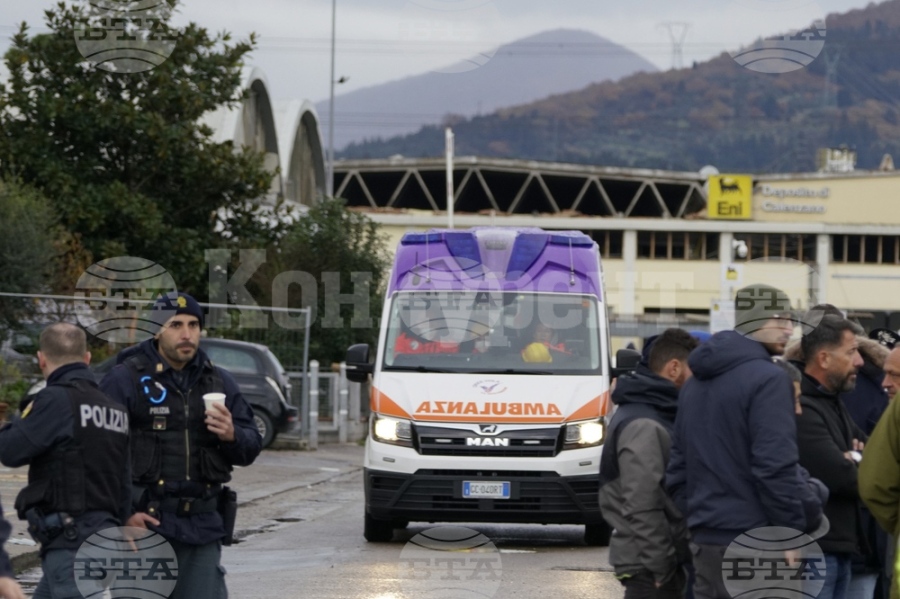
[462,481,510,499]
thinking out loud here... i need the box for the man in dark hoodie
[100,293,262,599]
[796,315,866,599]
[666,284,825,599]
[599,328,699,599]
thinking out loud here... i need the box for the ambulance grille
[415,425,561,457]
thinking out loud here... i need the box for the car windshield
[383,291,602,374]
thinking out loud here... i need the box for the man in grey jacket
[599,328,699,599]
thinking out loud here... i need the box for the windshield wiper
[474,369,554,375]
[385,366,453,374]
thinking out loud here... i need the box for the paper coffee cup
[203,392,226,412]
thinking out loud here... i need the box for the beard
[827,370,857,393]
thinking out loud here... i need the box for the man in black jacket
[0,323,130,599]
[101,293,262,599]
[599,328,698,599]
[797,315,866,599]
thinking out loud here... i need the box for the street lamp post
[327,0,337,198]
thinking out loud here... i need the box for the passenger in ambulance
[521,322,571,363]
[394,328,460,355]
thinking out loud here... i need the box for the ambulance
[346,227,637,544]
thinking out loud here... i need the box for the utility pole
[822,46,842,109]
[327,0,337,198]
[659,22,691,70]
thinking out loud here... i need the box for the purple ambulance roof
[388,227,603,297]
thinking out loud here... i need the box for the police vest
[124,353,233,489]
[15,379,129,519]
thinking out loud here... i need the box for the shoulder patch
[21,401,34,419]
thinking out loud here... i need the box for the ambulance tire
[584,521,612,547]
[364,511,394,542]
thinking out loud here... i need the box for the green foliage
[0,1,279,297]
[242,198,392,365]
[0,358,29,411]
[0,179,58,327]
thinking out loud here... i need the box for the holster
[218,486,238,546]
[25,508,77,545]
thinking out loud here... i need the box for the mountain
[317,29,657,151]
[340,0,900,174]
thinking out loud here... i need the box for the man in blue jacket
[101,292,262,599]
[666,284,825,599]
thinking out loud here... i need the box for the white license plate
[462,481,510,499]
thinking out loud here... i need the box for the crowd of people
[600,283,900,599]
[0,283,898,599]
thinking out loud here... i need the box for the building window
[591,230,624,259]
[734,234,816,262]
[832,235,900,264]
[637,232,719,260]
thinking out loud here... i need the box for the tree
[0,179,58,329]
[0,1,279,298]
[246,198,391,365]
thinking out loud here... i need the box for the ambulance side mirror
[345,344,373,383]
[612,348,641,378]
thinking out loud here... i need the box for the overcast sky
[0,0,875,104]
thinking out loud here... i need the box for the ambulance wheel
[584,521,612,547]
[364,511,394,542]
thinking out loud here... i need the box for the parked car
[198,338,299,448]
[25,338,298,448]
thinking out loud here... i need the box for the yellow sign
[708,175,753,220]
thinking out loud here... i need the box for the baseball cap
[150,292,204,331]
[734,284,795,335]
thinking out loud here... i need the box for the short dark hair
[39,323,87,364]
[772,358,801,384]
[648,328,699,374]
[800,315,863,360]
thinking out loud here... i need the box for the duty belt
[154,496,219,517]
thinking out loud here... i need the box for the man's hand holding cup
[203,393,235,442]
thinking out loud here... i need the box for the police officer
[100,292,261,599]
[0,323,130,599]
[0,500,24,599]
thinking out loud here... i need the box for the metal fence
[0,292,313,421]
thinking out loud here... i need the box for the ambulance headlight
[564,420,605,448]
[372,415,413,447]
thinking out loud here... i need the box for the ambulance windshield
[383,291,602,374]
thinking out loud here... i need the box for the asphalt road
[10,444,622,598]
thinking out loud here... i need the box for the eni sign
[708,175,752,220]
